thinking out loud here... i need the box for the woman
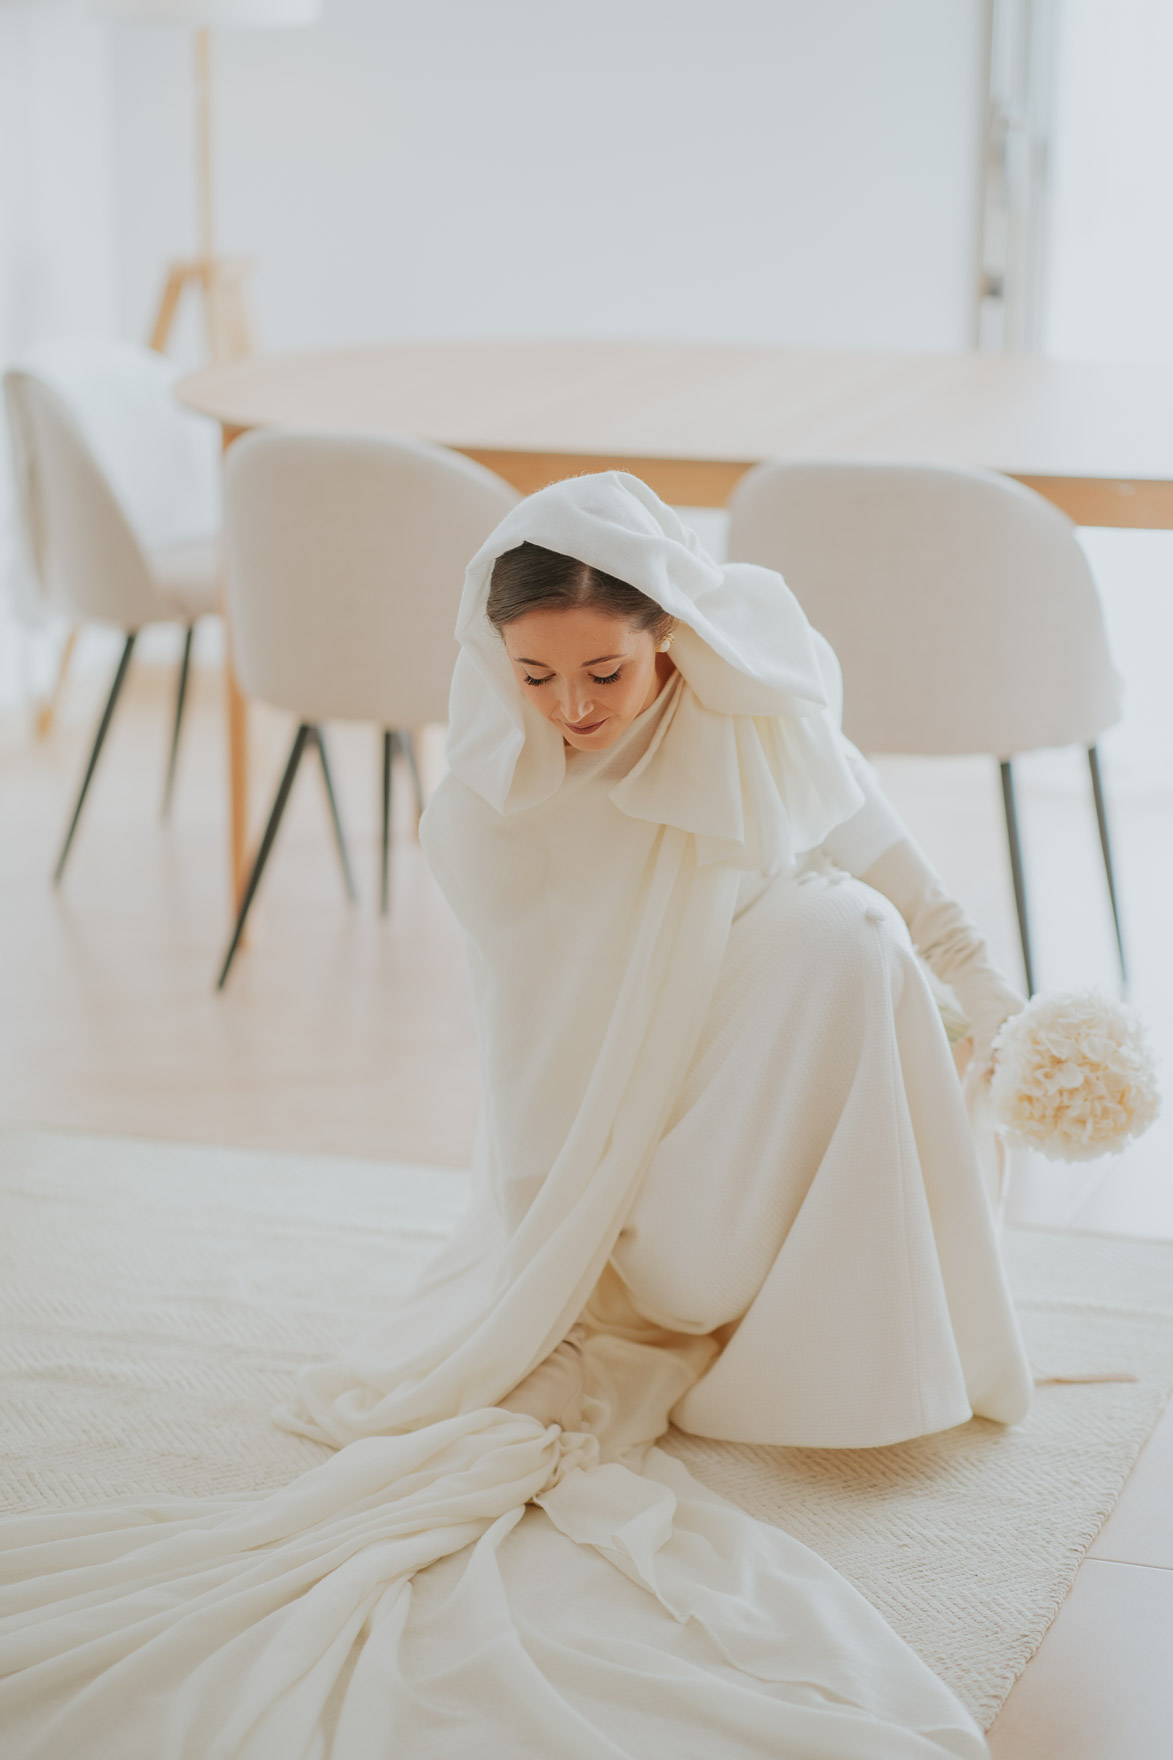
[0,473,1031,1758]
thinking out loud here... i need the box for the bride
[0,471,1032,1758]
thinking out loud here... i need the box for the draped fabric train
[0,1330,989,1758]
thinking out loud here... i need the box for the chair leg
[400,728,425,823]
[999,758,1035,997]
[313,726,357,903]
[162,623,195,818]
[216,723,311,990]
[34,624,79,739]
[53,631,137,884]
[1088,745,1127,986]
[381,729,394,916]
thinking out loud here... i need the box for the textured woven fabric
[2,1127,1170,1732]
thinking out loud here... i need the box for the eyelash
[523,669,621,688]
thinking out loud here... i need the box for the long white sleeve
[821,740,1026,1065]
[819,739,908,877]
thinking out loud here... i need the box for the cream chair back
[728,460,1122,757]
[224,431,519,727]
[4,371,160,629]
[8,340,220,552]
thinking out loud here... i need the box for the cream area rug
[2,1126,1171,1731]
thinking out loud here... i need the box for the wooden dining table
[176,339,1173,918]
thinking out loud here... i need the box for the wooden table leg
[220,423,250,911]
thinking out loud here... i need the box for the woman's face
[501,605,673,751]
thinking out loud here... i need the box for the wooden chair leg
[53,632,137,884]
[999,758,1035,997]
[216,723,311,989]
[34,625,79,739]
[1088,745,1127,986]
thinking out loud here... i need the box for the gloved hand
[860,837,1026,1069]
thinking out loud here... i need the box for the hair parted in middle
[486,541,673,642]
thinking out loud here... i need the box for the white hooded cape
[0,474,1001,1759]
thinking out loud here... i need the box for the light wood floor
[1,644,1170,1758]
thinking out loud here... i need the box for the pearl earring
[658,632,675,653]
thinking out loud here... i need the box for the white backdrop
[1036,0,1173,794]
[0,0,117,714]
[107,0,989,357]
[1045,0,1173,366]
[0,3,116,355]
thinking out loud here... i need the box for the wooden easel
[150,30,255,368]
[150,255,254,366]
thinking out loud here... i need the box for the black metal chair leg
[1088,745,1127,986]
[313,726,357,903]
[53,631,137,884]
[381,729,394,916]
[162,623,194,818]
[400,728,425,821]
[217,723,311,989]
[999,758,1035,997]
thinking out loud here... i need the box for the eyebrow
[513,653,626,669]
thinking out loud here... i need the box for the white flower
[989,991,1161,1162]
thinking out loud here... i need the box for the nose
[559,682,596,725]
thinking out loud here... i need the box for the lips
[566,718,606,734]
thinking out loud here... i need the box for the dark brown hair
[486,542,671,640]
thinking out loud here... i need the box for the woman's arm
[821,741,1026,1067]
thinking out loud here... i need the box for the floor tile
[987,1559,1173,1760]
[1090,1396,1173,1568]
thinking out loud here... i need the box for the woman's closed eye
[522,668,622,687]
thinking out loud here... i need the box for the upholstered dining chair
[728,460,1125,996]
[216,428,519,989]
[4,344,221,880]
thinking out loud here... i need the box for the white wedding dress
[0,474,1030,1758]
[616,850,1029,1448]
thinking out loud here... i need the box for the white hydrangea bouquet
[989,991,1160,1162]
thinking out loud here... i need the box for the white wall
[0,1,117,355]
[108,0,989,357]
[0,0,118,718]
[1039,0,1173,794]
[1044,0,1173,366]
